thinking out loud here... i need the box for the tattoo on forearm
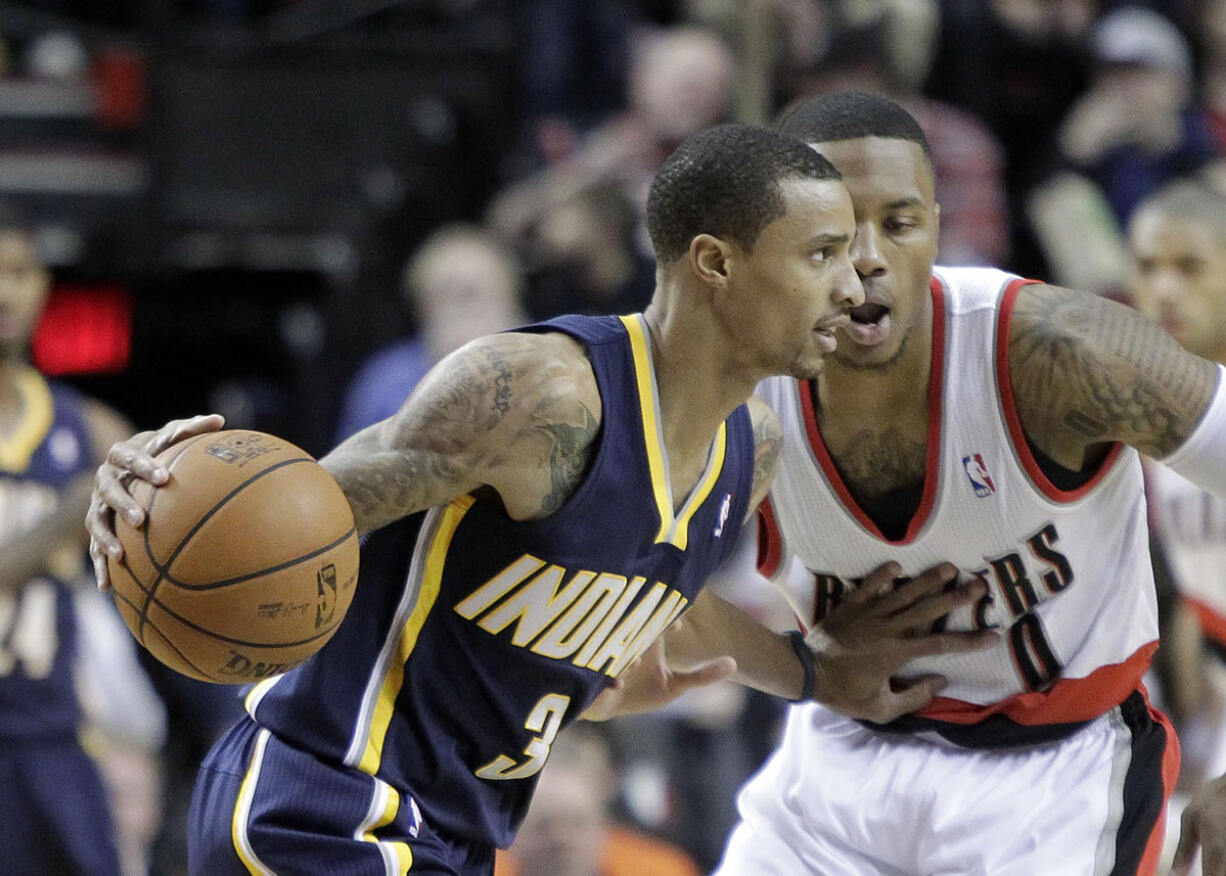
[1011,286,1215,455]
[338,449,467,532]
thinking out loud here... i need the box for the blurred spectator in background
[774,5,1009,266]
[1128,180,1226,790]
[924,0,1099,277]
[1194,0,1226,152]
[1027,5,1226,297]
[488,23,735,251]
[515,0,636,171]
[494,723,702,876]
[519,183,655,319]
[490,24,733,323]
[333,222,525,443]
[1058,7,1222,222]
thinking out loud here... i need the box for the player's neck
[641,303,754,458]
[817,331,933,423]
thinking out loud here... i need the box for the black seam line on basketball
[155,525,357,591]
[136,454,314,640]
[135,433,212,642]
[112,556,213,676]
[131,586,341,649]
[138,611,218,681]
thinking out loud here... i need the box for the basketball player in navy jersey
[0,216,134,875]
[700,92,1226,876]
[86,125,995,875]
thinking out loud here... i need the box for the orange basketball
[107,429,359,684]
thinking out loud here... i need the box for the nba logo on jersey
[407,795,423,839]
[714,493,733,537]
[962,453,996,497]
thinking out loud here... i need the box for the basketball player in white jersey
[1129,180,1226,876]
[704,92,1226,876]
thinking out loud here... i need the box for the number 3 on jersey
[475,693,570,781]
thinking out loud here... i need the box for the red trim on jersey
[756,498,784,580]
[796,277,947,544]
[1186,595,1226,649]
[995,280,1125,501]
[1137,691,1181,876]
[915,641,1156,725]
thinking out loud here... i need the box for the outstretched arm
[86,331,602,588]
[666,563,995,721]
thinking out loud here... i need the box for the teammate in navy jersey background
[0,214,135,875]
[703,91,1226,876]
[86,124,996,875]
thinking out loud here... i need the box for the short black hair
[777,91,931,159]
[646,123,841,265]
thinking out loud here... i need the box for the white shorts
[716,692,1177,876]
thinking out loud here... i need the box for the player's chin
[788,352,828,381]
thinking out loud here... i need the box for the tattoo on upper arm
[537,406,599,513]
[1010,286,1214,455]
[333,343,518,529]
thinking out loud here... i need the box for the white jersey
[1148,461,1226,648]
[757,266,1158,742]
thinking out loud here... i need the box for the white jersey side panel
[758,267,1157,725]
[1148,461,1226,642]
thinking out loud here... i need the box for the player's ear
[690,233,731,285]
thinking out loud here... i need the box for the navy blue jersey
[245,314,756,848]
[0,369,94,740]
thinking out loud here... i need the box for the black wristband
[786,629,817,702]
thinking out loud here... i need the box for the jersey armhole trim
[756,497,784,580]
[994,279,1125,503]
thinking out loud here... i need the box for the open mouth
[843,301,892,347]
[850,302,889,326]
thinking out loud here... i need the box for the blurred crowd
[6,0,1226,874]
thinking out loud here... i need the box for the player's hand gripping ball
[107,430,359,683]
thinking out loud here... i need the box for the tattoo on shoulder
[1010,286,1214,454]
[537,404,599,513]
[752,412,783,499]
[482,346,513,415]
[404,343,516,440]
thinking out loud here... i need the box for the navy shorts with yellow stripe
[189,717,495,876]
